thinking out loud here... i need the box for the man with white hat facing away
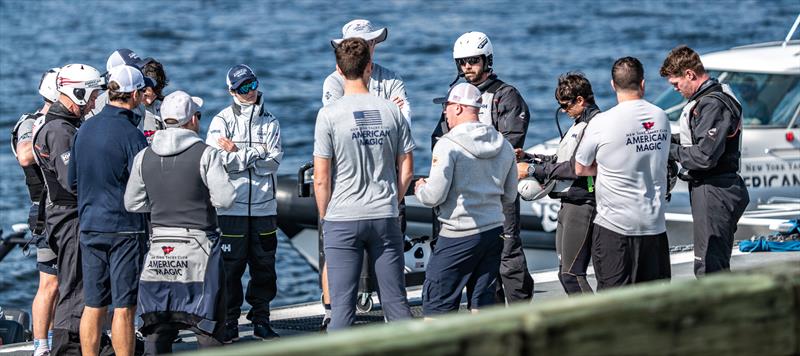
[415,83,517,317]
[125,91,235,353]
[69,65,150,356]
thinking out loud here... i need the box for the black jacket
[33,102,80,206]
[431,74,530,149]
[669,79,743,180]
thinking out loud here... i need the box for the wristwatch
[527,163,536,178]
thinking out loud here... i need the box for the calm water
[0,0,796,310]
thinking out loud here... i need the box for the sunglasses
[194,111,202,121]
[456,56,482,66]
[235,80,259,95]
[441,101,457,111]
[558,99,574,110]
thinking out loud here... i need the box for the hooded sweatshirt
[125,128,235,232]
[416,121,518,238]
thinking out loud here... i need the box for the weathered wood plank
[184,261,799,356]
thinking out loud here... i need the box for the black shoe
[223,322,239,344]
[252,322,279,340]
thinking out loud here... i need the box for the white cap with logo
[432,82,482,108]
[160,91,203,128]
[108,65,148,93]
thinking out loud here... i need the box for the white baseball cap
[432,83,483,108]
[160,91,203,128]
[108,65,154,93]
[331,19,388,48]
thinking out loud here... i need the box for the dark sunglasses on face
[456,56,481,66]
[194,111,202,121]
[559,99,574,110]
[236,80,259,95]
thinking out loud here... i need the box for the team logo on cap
[642,121,655,130]
[161,246,175,255]
[233,68,248,78]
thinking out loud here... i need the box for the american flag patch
[353,110,382,126]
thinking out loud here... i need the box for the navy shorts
[423,227,503,316]
[80,232,148,308]
[35,233,58,275]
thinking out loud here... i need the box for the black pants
[144,323,223,355]
[689,175,749,277]
[592,225,671,290]
[218,215,277,324]
[496,197,534,303]
[46,205,84,355]
[555,202,595,294]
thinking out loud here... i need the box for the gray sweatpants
[322,218,412,330]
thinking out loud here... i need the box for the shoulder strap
[695,91,742,139]
[483,78,506,94]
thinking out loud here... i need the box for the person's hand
[218,138,238,152]
[514,148,525,160]
[392,96,405,109]
[414,178,427,193]
[517,162,530,180]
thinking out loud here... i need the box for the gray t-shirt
[313,93,416,221]
[575,99,671,235]
[322,63,411,124]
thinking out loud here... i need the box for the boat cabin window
[654,72,800,128]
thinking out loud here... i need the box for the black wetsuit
[32,102,83,355]
[432,74,534,303]
[528,104,600,294]
[669,79,750,276]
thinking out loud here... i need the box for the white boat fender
[404,235,431,273]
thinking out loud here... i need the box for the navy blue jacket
[69,105,148,233]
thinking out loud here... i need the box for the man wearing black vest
[431,31,533,303]
[33,63,105,355]
[125,90,235,353]
[660,45,749,277]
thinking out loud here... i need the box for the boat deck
[1,249,798,354]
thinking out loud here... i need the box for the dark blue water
[0,0,796,310]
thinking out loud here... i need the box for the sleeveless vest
[141,142,217,232]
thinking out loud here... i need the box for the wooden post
[184,261,799,356]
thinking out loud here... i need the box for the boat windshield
[653,71,800,128]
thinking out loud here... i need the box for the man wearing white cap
[323,19,410,122]
[69,65,150,356]
[125,91,234,353]
[415,83,517,316]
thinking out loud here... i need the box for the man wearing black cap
[69,65,150,356]
[206,64,283,342]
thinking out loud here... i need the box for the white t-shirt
[575,99,671,235]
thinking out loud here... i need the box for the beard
[463,67,487,84]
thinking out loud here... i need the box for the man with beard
[431,31,533,304]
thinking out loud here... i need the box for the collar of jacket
[46,101,82,127]
[104,104,142,128]
[232,92,265,117]
[475,73,500,92]
[578,103,601,124]
[689,78,721,102]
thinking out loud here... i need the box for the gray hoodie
[415,121,518,238]
[125,128,235,218]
